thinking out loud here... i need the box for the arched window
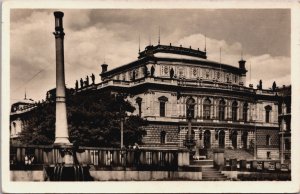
[203,98,211,119]
[266,135,271,146]
[218,99,225,121]
[232,101,238,121]
[135,97,142,117]
[243,103,248,122]
[158,96,168,117]
[186,98,196,119]
[160,131,166,144]
[265,105,272,123]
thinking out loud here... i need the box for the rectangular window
[266,110,270,123]
[160,102,165,117]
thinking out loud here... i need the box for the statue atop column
[75,80,78,90]
[86,75,89,86]
[91,73,95,84]
[80,78,84,88]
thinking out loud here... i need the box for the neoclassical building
[95,44,280,159]
[10,43,282,160]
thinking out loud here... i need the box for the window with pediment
[265,105,272,123]
[158,96,168,117]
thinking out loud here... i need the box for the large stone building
[10,43,285,160]
[94,44,280,159]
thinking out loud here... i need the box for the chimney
[101,63,108,74]
[53,11,71,146]
[238,59,247,86]
[239,59,246,70]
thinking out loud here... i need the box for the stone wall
[90,170,202,181]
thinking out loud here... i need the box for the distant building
[277,85,291,162]
[10,97,36,138]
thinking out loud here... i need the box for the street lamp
[184,100,196,151]
[251,101,257,160]
[115,93,127,149]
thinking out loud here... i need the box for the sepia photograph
[2,0,300,193]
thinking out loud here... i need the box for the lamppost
[116,93,127,149]
[280,93,285,164]
[184,100,196,151]
[251,101,257,160]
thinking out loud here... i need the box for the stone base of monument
[44,165,93,181]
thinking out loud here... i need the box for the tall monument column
[53,11,71,145]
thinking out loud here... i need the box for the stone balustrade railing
[223,158,291,172]
[10,145,190,170]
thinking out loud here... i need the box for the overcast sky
[10,9,291,103]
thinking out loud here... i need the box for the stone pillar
[178,149,190,166]
[53,11,71,145]
[213,148,225,170]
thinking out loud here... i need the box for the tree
[17,90,147,147]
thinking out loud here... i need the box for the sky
[10,9,291,103]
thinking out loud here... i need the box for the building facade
[10,98,36,139]
[94,44,280,159]
[10,43,284,160]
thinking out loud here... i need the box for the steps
[202,167,229,181]
[190,160,213,167]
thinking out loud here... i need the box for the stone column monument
[53,11,71,146]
